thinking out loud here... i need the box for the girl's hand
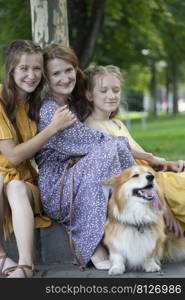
[163,204,184,238]
[162,160,185,173]
[148,155,167,171]
[50,106,76,133]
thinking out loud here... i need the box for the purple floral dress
[36,94,135,267]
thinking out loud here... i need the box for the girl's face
[46,58,76,102]
[90,74,121,114]
[13,53,43,98]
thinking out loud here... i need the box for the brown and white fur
[103,165,185,275]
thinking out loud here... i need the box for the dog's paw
[108,264,125,275]
[144,261,161,272]
[93,260,111,270]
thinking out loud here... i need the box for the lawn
[126,112,185,161]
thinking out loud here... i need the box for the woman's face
[90,74,121,114]
[46,58,76,101]
[13,53,43,98]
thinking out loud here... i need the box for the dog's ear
[101,174,120,189]
[101,168,132,188]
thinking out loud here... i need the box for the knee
[0,174,4,189]
[6,180,27,198]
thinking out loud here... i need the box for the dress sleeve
[0,103,13,140]
[38,101,129,158]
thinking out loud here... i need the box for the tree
[150,0,185,114]
[67,0,105,68]
[30,0,69,47]
[2,0,185,115]
[0,0,32,79]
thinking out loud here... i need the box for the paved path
[33,261,185,278]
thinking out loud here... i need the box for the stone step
[3,222,73,264]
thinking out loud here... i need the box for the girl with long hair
[0,40,76,278]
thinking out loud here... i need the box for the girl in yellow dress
[0,40,76,278]
[84,65,185,238]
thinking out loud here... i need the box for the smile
[133,183,154,200]
[105,102,117,104]
[24,81,36,85]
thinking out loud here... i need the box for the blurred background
[0,0,185,159]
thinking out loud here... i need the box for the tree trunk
[170,58,179,114]
[67,0,105,68]
[30,0,69,47]
[149,62,157,116]
[79,0,104,68]
[165,66,171,113]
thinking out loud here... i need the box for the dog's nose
[146,174,154,182]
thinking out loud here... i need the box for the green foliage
[1,0,185,112]
[93,0,185,105]
[124,65,151,92]
[0,0,31,79]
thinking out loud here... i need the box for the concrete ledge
[3,222,73,264]
[40,222,73,264]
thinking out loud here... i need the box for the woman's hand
[49,106,76,134]
[163,204,184,238]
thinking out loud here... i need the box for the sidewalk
[2,223,185,279]
[34,261,185,278]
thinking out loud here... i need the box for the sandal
[8,264,35,278]
[0,254,7,275]
[0,254,17,276]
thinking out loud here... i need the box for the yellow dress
[102,119,185,230]
[0,101,51,239]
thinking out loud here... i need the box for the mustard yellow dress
[0,101,51,239]
[102,119,185,230]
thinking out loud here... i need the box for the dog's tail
[164,236,185,262]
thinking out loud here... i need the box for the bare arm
[85,118,185,173]
[131,148,166,165]
[0,106,76,165]
[132,149,185,173]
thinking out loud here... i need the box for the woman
[0,40,76,278]
[35,43,169,270]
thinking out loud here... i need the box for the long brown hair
[43,43,87,119]
[1,39,44,123]
[84,65,123,119]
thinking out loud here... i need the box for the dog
[103,165,185,275]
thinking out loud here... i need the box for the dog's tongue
[138,188,162,210]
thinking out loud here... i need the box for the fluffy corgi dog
[103,165,185,275]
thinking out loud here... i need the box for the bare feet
[91,244,110,270]
[0,254,17,276]
[7,264,34,278]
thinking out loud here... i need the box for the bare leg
[91,243,110,270]
[6,180,34,278]
[0,174,4,251]
[0,174,17,275]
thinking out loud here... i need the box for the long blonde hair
[84,65,123,120]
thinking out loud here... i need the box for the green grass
[126,112,185,161]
